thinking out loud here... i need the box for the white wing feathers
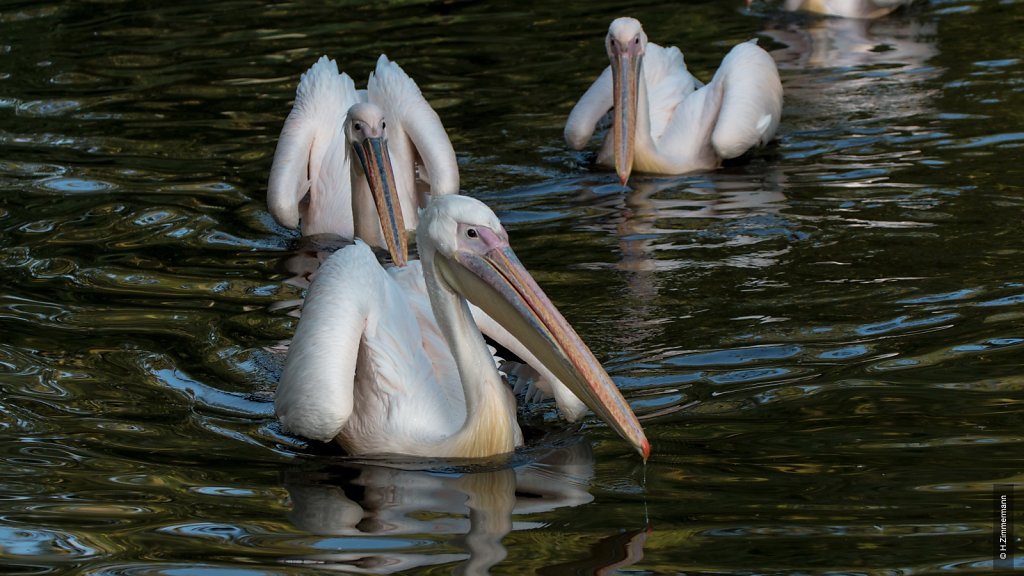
[564,66,613,150]
[267,56,360,235]
[641,43,703,143]
[369,55,459,198]
[276,242,445,443]
[709,40,783,160]
[275,242,374,442]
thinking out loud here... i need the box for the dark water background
[1,0,1023,573]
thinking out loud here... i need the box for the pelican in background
[773,0,917,18]
[565,17,783,184]
[267,54,459,263]
[275,194,650,459]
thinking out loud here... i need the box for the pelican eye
[634,37,640,45]
[354,122,362,131]
[466,228,478,239]
[382,121,387,129]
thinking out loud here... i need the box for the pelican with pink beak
[566,17,783,184]
[267,54,459,266]
[274,193,650,459]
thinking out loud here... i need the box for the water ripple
[0,525,101,562]
[855,313,958,336]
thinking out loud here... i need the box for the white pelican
[267,55,596,423]
[267,54,459,263]
[565,17,783,184]
[274,194,650,460]
[777,0,917,18]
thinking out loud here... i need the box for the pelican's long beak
[440,235,650,460]
[353,136,408,267]
[611,47,641,186]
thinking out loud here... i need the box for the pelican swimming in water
[275,194,650,459]
[267,54,459,263]
[775,0,917,18]
[565,17,783,184]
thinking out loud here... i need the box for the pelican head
[420,195,650,459]
[346,102,409,267]
[606,17,647,186]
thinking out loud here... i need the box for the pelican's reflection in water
[759,9,940,124]
[565,169,791,353]
[538,523,652,576]
[282,439,646,574]
[589,173,791,271]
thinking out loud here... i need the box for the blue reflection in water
[0,526,98,560]
[819,344,869,359]
[855,313,958,336]
[37,177,114,193]
[667,345,803,367]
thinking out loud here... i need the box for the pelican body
[565,17,783,184]
[275,195,650,460]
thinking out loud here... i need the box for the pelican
[777,0,917,18]
[267,54,596,423]
[275,194,650,460]
[267,54,459,262]
[565,17,783,184]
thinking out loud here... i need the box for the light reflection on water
[0,0,1022,573]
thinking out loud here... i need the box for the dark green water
[1,0,1022,573]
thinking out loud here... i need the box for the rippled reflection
[280,441,647,575]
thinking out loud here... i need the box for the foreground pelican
[267,54,458,262]
[777,0,917,18]
[565,17,783,184]
[275,194,650,459]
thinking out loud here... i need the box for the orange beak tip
[616,168,631,188]
[641,439,651,461]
